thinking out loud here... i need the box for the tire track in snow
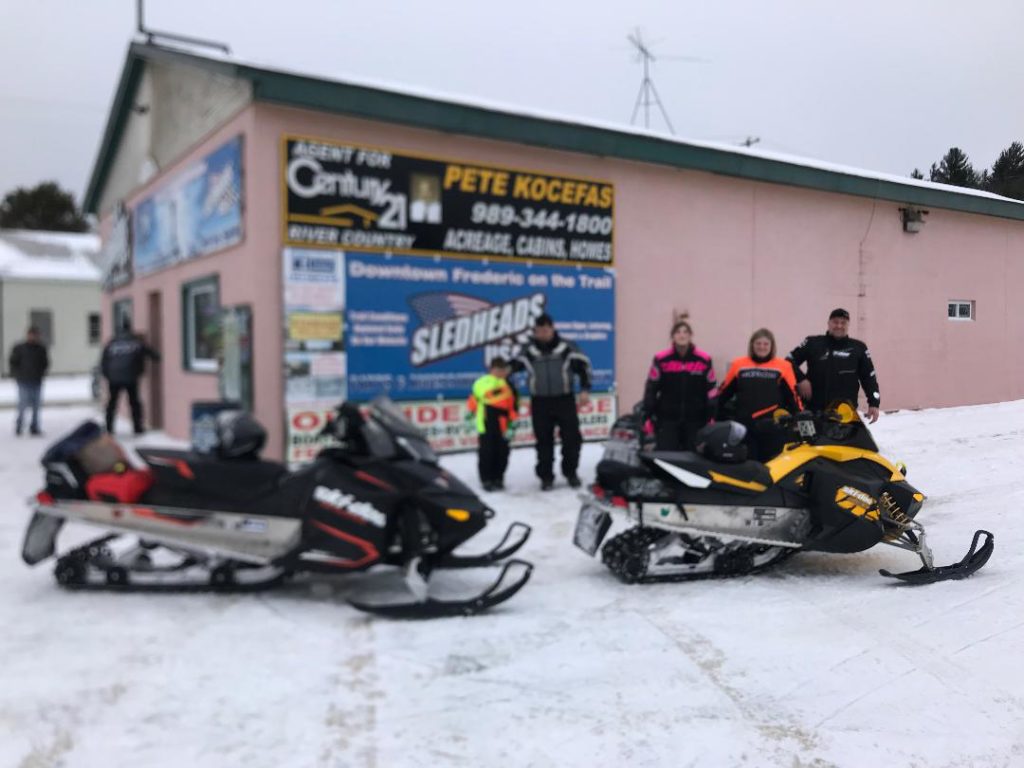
[319,618,379,768]
[639,612,836,767]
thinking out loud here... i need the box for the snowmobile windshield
[816,400,878,452]
[365,396,438,464]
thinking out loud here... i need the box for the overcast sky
[2,0,1023,203]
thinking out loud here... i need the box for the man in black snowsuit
[511,313,592,491]
[101,320,160,435]
[787,308,881,422]
[9,326,49,436]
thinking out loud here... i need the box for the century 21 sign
[282,136,614,266]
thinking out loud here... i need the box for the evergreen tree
[0,181,89,232]
[984,141,1024,200]
[910,168,924,179]
[928,147,980,188]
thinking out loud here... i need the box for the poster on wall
[282,249,617,461]
[282,136,614,266]
[285,403,339,465]
[344,251,615,402]
[396,394,617,453]
[283,248,347,463]
[133,135,244,276]
[100,201,132,291]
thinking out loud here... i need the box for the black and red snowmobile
[574,401,993,585]
[21,397,532,618]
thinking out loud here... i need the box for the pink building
[86,43,1024,460]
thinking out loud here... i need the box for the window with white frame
[947,300,975,321]
[183,276,220,372]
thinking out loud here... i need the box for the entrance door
[147,291,164,429]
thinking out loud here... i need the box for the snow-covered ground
[0,374,95,408]
[1,402,1022,767]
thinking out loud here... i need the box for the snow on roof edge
[142,41,1023,209]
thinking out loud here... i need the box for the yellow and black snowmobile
[574,402,993,585]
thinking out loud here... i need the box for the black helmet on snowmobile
[695,421,747,463]
[215,411,267,459]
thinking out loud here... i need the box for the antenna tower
[628,30,675,134]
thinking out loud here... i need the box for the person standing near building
[511,313,592,491]
[101,319,160,435]
[787,308,880,423]
[717,328,801,460]
[9,326,49,436]
[642,316,718,451]
[467,357,519,492]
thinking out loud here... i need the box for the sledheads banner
[282,136,614,266]
[344,251,614,401]
[283,249,615,460]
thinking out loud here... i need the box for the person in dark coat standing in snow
[641,315,718,451]
[787,308,881,422]
[9,326,49,436]
[101,319,160,435]
[511,313,592,491]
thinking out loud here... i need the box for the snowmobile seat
[137,449,290,512]
[646,450,773,493]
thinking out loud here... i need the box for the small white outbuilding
[0,229,103,376]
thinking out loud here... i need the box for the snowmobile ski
[434,522,531,568]
[349,558,534,619]
[880,529,994,585]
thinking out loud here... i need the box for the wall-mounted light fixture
[899,206,929,233]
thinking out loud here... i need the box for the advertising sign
[283,136,614,266]
[133,136,244,276]
[344,251,615,402]
[398,393,617,453]
[100,202,132,291]
[284,248,347,463]
[285,403,339,465]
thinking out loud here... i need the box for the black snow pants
[530,394,582,481]
[477,430,511,485]
[106,380,144,434]
[654,418,704,452]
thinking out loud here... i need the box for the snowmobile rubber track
[348,558,534,619]
[434,522,532,569]
[53,536,290,594]
[880,529,994,585]
[600,526,793,584]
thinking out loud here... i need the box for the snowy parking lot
[1,401,1022,767]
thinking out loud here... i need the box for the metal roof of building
[84,42,1024,224]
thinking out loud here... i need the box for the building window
[947,300,975,321]
[88,313,101,345]
[29,310,53,346]
[113,298,133,334]
[182,276,220,372]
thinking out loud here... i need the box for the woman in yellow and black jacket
[467,357,519,492]
[717,328,802,461]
